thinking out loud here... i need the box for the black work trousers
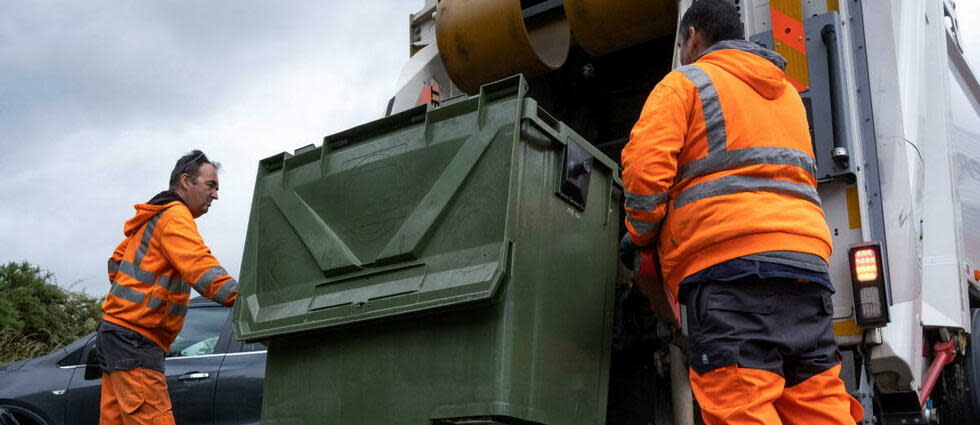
[680,277,862,425]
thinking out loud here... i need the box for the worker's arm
[621,75,690,327]
[107,239,127,283]
[621,76,689,247]
[159,211,238,306]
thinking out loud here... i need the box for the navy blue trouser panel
[681,277,839,386]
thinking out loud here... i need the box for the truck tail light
[848,242,890,327]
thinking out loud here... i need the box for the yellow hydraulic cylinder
[436,0,570,94]
[565,0,677,57]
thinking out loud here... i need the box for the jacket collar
[147,190,185,206]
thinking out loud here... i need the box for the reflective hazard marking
[770,0,809,92]
[833,319,862,336]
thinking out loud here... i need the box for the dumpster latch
[556,138,594,211]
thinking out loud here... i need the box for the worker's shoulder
[642,71,693,108]
[158,202,196,228]
[655,68,705,98]
[666,62,727,85]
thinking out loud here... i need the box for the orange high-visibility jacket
[622,40,832,298]
[102,201,238,351]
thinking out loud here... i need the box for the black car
[0,298,266,425]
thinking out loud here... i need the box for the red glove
[633,249,680,327]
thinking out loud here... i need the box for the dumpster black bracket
[556,137,594,211]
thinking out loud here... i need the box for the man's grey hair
[168,150,221,191]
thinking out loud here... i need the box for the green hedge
[0,262,103,364]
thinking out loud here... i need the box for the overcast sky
[2,2,980,297]
[0,2,417,294]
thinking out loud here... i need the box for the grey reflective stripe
[168,304,189,317]
[624,190,668,212]
[193,266,229,294]
[134,214,163,266]
[118,258,193,296]
[109,283,147,305]
[173,280,192,295]
[118,261,191,294]
[673,176,822,209]
[212,279,239,305]
[119,260,157,286]
[627,214,662,236]
[147,296,165,310]
[677,147,817,182]
[108,260,120,274]
[155,275,187,294]
[678,65,727,154]
[742,251,829,273]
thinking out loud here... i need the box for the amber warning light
[853,248,879,281]
[848,243,890,327]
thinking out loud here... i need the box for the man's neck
[147,190,185,206]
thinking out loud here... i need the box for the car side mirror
[83,343,101,380]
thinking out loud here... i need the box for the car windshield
[168,306,227,357]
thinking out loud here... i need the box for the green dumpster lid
[234,75,619,340]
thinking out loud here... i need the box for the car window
[168,307,228,358]
[58,336,92,367]
[241,341,267,352]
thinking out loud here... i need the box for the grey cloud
[0,1,384,149]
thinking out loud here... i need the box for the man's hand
[619,233,638,271]
[633,249,681,328]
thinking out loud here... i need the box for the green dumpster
[234,75,623,425]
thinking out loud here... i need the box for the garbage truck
[233,0,980,424]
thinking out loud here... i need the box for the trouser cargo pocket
[102,368,175,425]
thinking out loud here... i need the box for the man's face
[180,163,219,218]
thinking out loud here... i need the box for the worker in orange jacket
[620,1,863,424]
[98,150,238,425]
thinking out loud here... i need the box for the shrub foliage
[0,261,103,363]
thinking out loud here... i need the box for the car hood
[0,359,30,373]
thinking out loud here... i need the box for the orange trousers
[690,363,863,425]
[100,368,175,425]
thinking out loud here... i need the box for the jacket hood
[695,40,789,100]
[123,201,183,237]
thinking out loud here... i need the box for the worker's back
[623,40,832,297]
